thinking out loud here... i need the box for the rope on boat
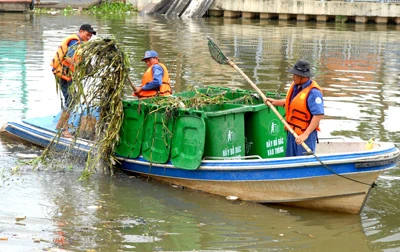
[311,153,376,188]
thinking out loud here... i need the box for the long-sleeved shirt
[142,64,164,91]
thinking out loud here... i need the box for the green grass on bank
[85,1,137,14]
[33,1,138,14]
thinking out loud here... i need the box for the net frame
[207,38,229,65]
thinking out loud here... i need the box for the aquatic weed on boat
[72,38,129,177]
[21,38,130,178]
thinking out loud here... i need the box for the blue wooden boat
[1,90,399,214]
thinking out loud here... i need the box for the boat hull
[129,170,377,214]
[118,154,397,214]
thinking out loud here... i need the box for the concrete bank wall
[134,0,400,24]
[0,0,32,12]
[207,0,400,24]
[208,0,399,17]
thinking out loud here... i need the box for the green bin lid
[171,115,206,170]
[141,112,174,164]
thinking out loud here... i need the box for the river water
[0,12,400,251]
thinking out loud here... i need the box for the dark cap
[288,59,314,77]
[141,50,158,61]
[80,24,96,35]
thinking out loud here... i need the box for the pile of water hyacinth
[71,38,128,177]
[25,38,129,178]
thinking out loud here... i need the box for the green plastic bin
[141,106,175,164]
[193,104,252,158]
[215,88,287,158]
[244,104,286,158]
[115,100,146,158]
[243,92,287,158]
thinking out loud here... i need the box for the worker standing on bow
[50,24,96,137]
[265,59,324,156]
[133,50,172,99]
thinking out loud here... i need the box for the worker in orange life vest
[132,50,172,99]
[265,59,324,156]
[50,24,96,137]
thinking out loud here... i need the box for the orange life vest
[285,80,322,135]
[137,62,172,98]
[50,34,81,81]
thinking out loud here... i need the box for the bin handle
[207,38,313,154]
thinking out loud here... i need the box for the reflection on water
[0,158,375,251]
[0,12,400,251]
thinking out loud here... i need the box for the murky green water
[0,12,400,251]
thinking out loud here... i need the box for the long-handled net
[206,37,375,187]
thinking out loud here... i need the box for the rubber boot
[79,115,97,140]
[56,110,73,138]
[56,110,70,130]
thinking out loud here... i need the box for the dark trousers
[58,78,73,110]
